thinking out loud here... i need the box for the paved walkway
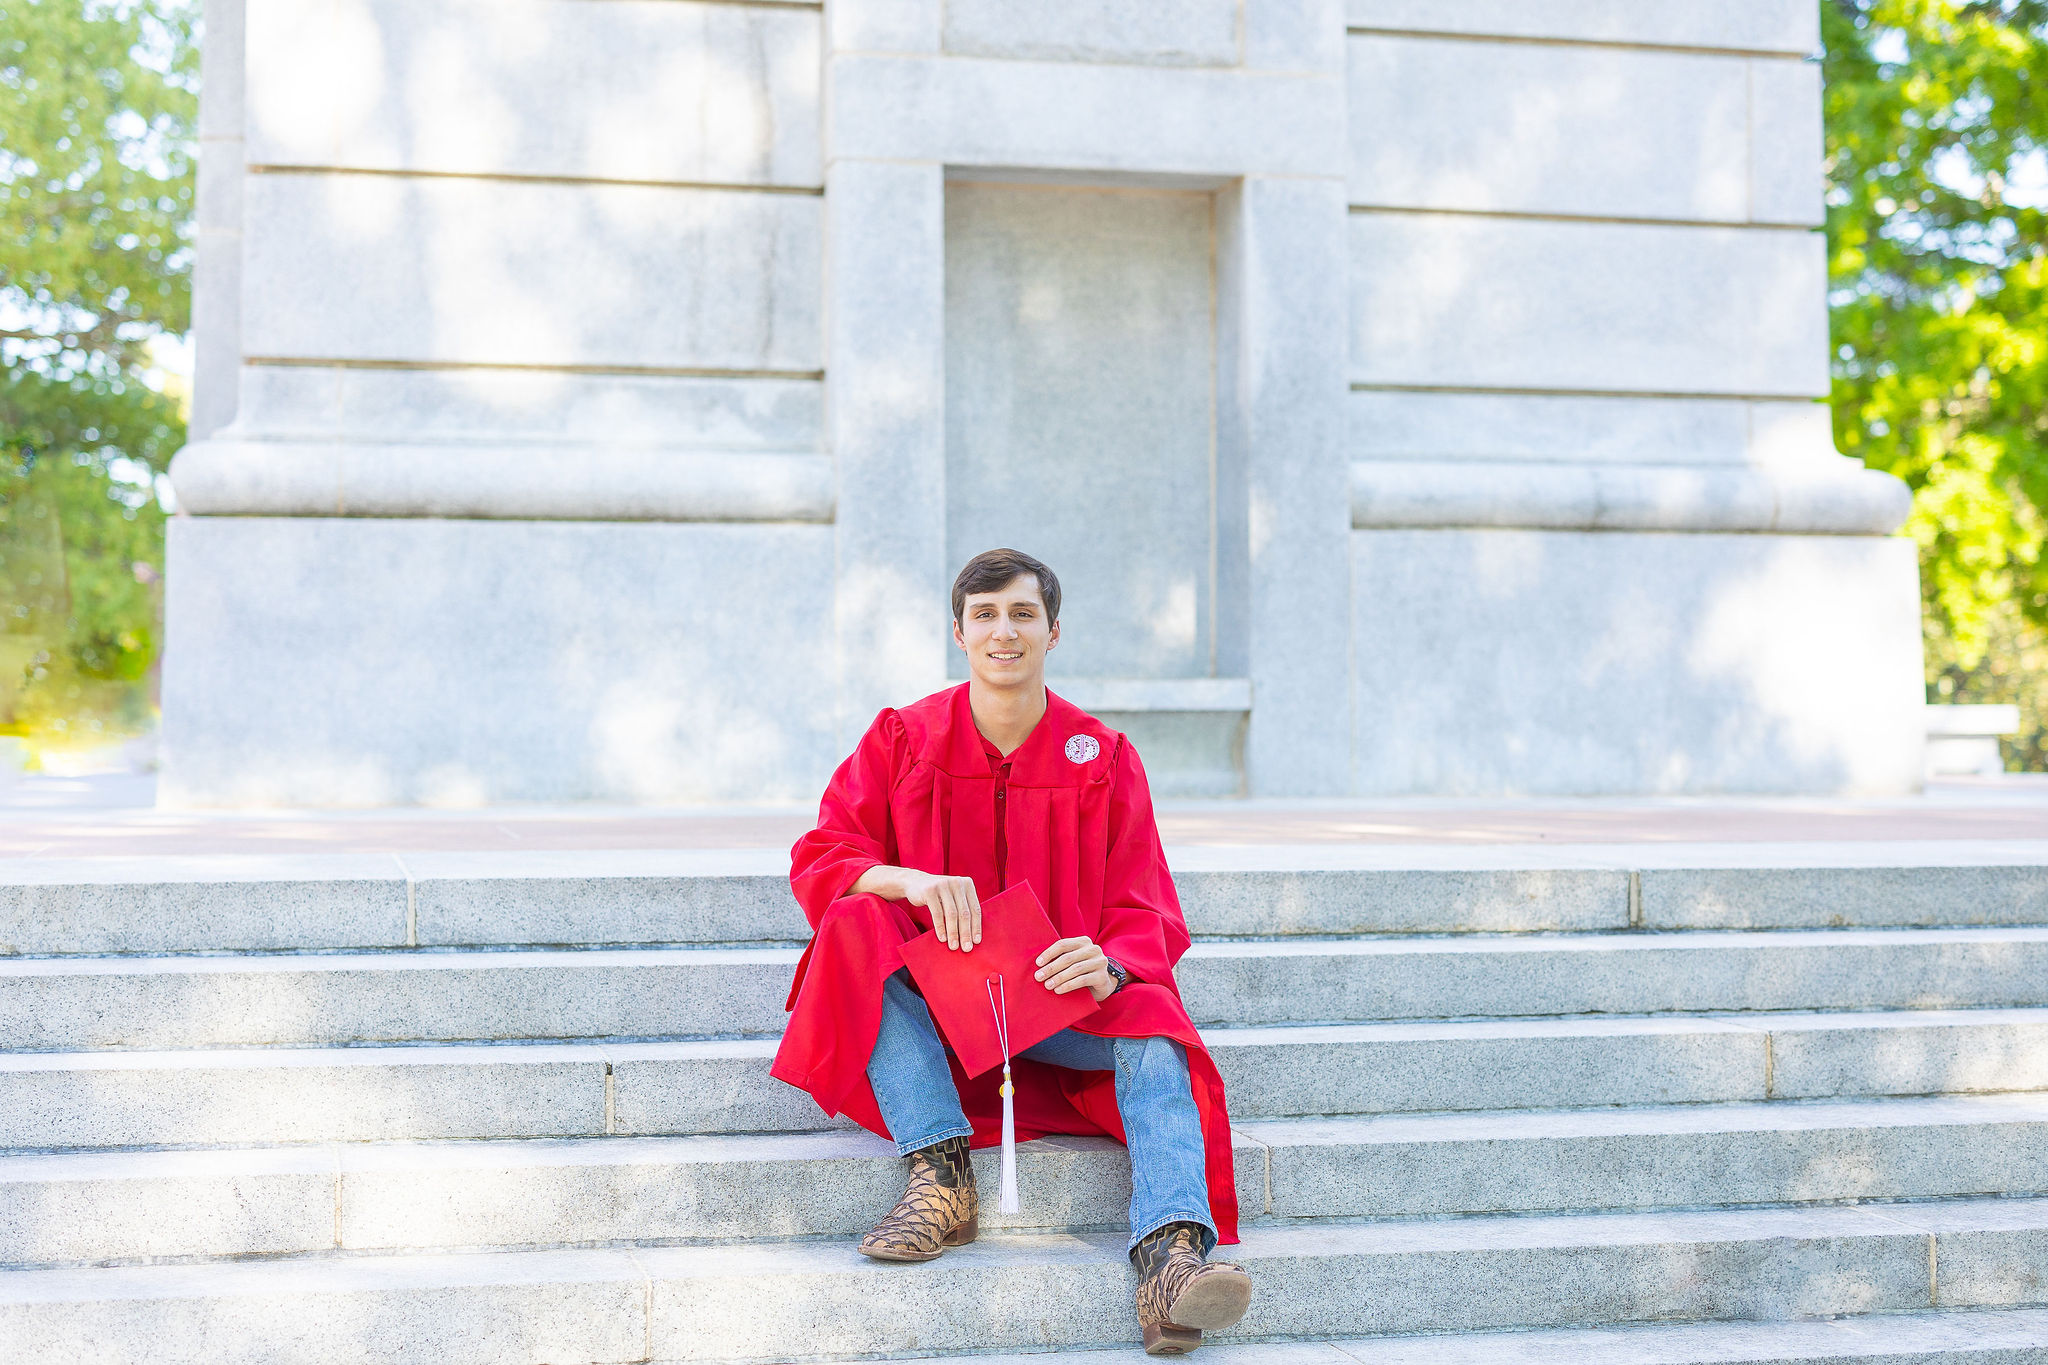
[3,771,2043,858]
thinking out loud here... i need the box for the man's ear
[1047,619,1060,650]
[953,619,967,650]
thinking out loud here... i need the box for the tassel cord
[987,974,1020,1215]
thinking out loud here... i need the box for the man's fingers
[1035,935,1087,968]
[1048,962,1105,994]
[1036,945,1099,983]
[1047,961,1092,990]
[939,885,960,949]
[969,900,982,947]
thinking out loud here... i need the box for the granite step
[5,928,2048,1050]
[5,842,2044,956]
[2,1200,2044,1362]
[5,1008,2048,1150]
[912,1310,2048,1365]
[3,1096,2047,1268]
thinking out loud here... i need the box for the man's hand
[900,870,983,951]
[848,865,983,950]
[1035,935,1116,1002]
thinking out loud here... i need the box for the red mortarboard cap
[897,882,1102,1078]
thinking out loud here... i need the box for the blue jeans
[865,968,1217,1255]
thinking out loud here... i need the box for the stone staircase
[2,844,2048,1362]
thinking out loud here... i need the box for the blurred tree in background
[1825,0,2048,769]
[0,0,193,756]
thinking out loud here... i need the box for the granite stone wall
[164,0,1921,803]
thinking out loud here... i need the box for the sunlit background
[3,0,2044,775]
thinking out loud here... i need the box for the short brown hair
[951,548,1061,625]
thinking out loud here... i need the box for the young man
[772,548,1252,1355]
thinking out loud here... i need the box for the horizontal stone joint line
[1344,521,1883,538]
[1346,203,1822,233]
[244,163,825,197]
[1343,25,1817,62]
[1349,382,1826,403]
[241,357,826,383]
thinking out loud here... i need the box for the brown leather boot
[857,1135,978,1262]
[1131,1222,1252,1354]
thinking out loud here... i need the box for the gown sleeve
[1094,736,1191,987]
[788,708,905,930]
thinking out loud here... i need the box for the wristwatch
[1103,957,1129,994]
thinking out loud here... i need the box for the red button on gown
[770,683,1239,1244]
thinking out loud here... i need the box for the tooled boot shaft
[1131,1222,1253,1355]
[1132,1224,1208,1328]
[857,1136,979,1262]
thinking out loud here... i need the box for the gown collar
[922,682,1116,786]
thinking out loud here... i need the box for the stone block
[0,949,796,1051]
[198,0,245,141]
[828,0,939,54]
[408,851,806,947]
[1346,36,1749,221]
[1349,391,1762,466]
[943,181,1219,682]
[0,1045,607,1148]
[1220,176,1354,797]
[0,855,407,955]
[239,173,820,371]
[1214,1017,1767,1116]
[826,158,950,742]
[0,1249,649,1365]
[1168,858,1629,934]
[1349,459,1908,535]
[1750,58,1827,226]
[828,56,1345,177]
[1245,0,1345,72]
[1763,1008,2048,1100]
[1309,1308,2048,1365]
[942,0,1239,67]
[1348,215,1829,395]
[594,1018,1770,1132]
[245,0,820,186]
[1348,529,1926,796]
[159,518,839,806]
[0,1147,333,1267]
[1174,930,2048,1025]
[335,1131,1263,1248]
[1639,849,2048,929]
[606,1040,846,1136]
[639,1206,1935,1357]
[231,365,821,450]
[1253,1095,2048,1220]
[171,441,836,522]
[1343,0,1820,55]
[1865,1198,2048,1309]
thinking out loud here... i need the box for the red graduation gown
[770,683,1239,1244]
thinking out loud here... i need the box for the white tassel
[989,975,1020,1215]
[998,1063,1020,1214]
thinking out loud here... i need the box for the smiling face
[953,573,1060,691]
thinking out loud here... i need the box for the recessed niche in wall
[943,180,1217,682]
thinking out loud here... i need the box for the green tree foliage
[1824,0,2048,768]
[0,0,193,746]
